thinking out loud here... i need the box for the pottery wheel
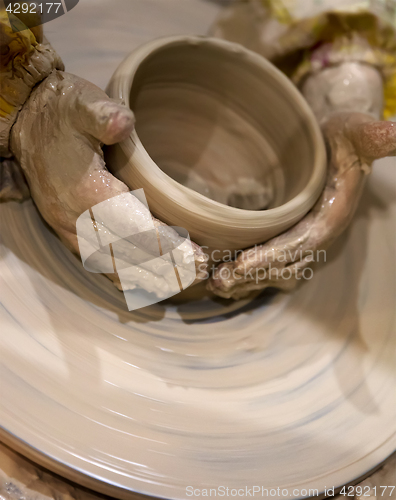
[0,1,395,499]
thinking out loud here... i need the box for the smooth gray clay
[105,36,327,254]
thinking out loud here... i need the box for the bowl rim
[106,35,327,230]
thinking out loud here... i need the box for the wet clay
[106,36,327,252]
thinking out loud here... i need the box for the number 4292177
[340,486,395,497]
[6,3,62,14]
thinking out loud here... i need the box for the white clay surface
[0,157,395,499]
[0,441,394,500]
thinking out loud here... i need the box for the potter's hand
[210,0,396,299]
[207,111,396,299]
[10,70,208,295]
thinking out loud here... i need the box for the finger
[78,99,135,145]
[68,74,135,144]
[351,120,396,160]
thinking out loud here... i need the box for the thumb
[64,72,135,145]
[351,120,396,161]
[79,99,135,145]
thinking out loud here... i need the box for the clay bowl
[106,36,327,252]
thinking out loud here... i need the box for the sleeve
[0,5,64,201]
[212,0,396,119]
[0,8,65,157]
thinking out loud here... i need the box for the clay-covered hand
[207,111,396,299]
[10,70,208,296]
[0,11,63,201]
[210,0,396,300]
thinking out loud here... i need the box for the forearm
[300,61,385,124]
[0,10,64,202]
[208,65,394,299]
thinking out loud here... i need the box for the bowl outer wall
[105,36,327,251]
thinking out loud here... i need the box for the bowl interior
[130,41,316,211]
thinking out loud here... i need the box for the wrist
[301,61,384,123]
[0,12,64,157]
[292,36,389,123]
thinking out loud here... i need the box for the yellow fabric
[260,0,395,25]
[261,0,293,24]
[260,0,396,119]
[0,9,37,117]
[0,95,14,118]
[384,73,396,120]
